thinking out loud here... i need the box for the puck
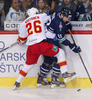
[77,89,81,92]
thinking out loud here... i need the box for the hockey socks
[16,64,33,83]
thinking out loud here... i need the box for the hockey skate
[51,75,65,89]
[13,81,20,90]
[37,74,51,87]
[62,72,77,83]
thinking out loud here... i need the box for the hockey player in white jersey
[13,7,76,90]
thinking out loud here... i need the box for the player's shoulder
[22,16,31,24]
[38,13,48,17]
[21,13,48,23]
[51,11,60,20]
[55,11,61,17]
[19,18,27,27]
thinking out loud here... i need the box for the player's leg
[37,56,65,87]
[54,49,76,83]
[40,42,76,83]
[13,45,40,90]
[13,64,34,90]
[50,40,76,83]
[40,40,65,87]
[51,63,65,88]
[37,56,53,87]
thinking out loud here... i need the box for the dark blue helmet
[60,8,72,18]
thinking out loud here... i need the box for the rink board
[0,30,92,88]
[0,77,92,88]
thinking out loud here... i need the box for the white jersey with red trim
[18,13,50,45]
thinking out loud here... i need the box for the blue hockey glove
[69,43,81,53]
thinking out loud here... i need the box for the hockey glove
[49,9,54,15]
[69,43,81,53]
[66,22,72,32]
[17,37,26,45]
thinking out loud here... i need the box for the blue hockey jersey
[47,11,66,39]
[46,11,71,46]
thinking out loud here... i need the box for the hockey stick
[0,42,17,52]
[68,30,92,84]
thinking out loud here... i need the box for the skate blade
[60,84,65,88]
[37,84,42,87]
[51,84,65,88]
[37,83,51,87]
[12,85,19,90]
[64,75,77,83]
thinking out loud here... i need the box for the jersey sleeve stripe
[18,36,27,42]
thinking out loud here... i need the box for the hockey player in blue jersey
[37,8,81,88]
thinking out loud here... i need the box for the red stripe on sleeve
[19,36,27,42]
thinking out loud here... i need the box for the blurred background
[0,0,92,31]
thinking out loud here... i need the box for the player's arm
[42,13,51,23]
[66,21,72,32]
[58,36,81,53]
[45,17,56,39]
[17,22,27,45]
[17,36,27,45]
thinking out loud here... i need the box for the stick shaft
[0,42,17,52]
[68,30,92,84]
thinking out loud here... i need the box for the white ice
[0,87,92,100]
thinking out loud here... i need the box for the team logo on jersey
[59,22,62,31]
[52,45,58,52]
